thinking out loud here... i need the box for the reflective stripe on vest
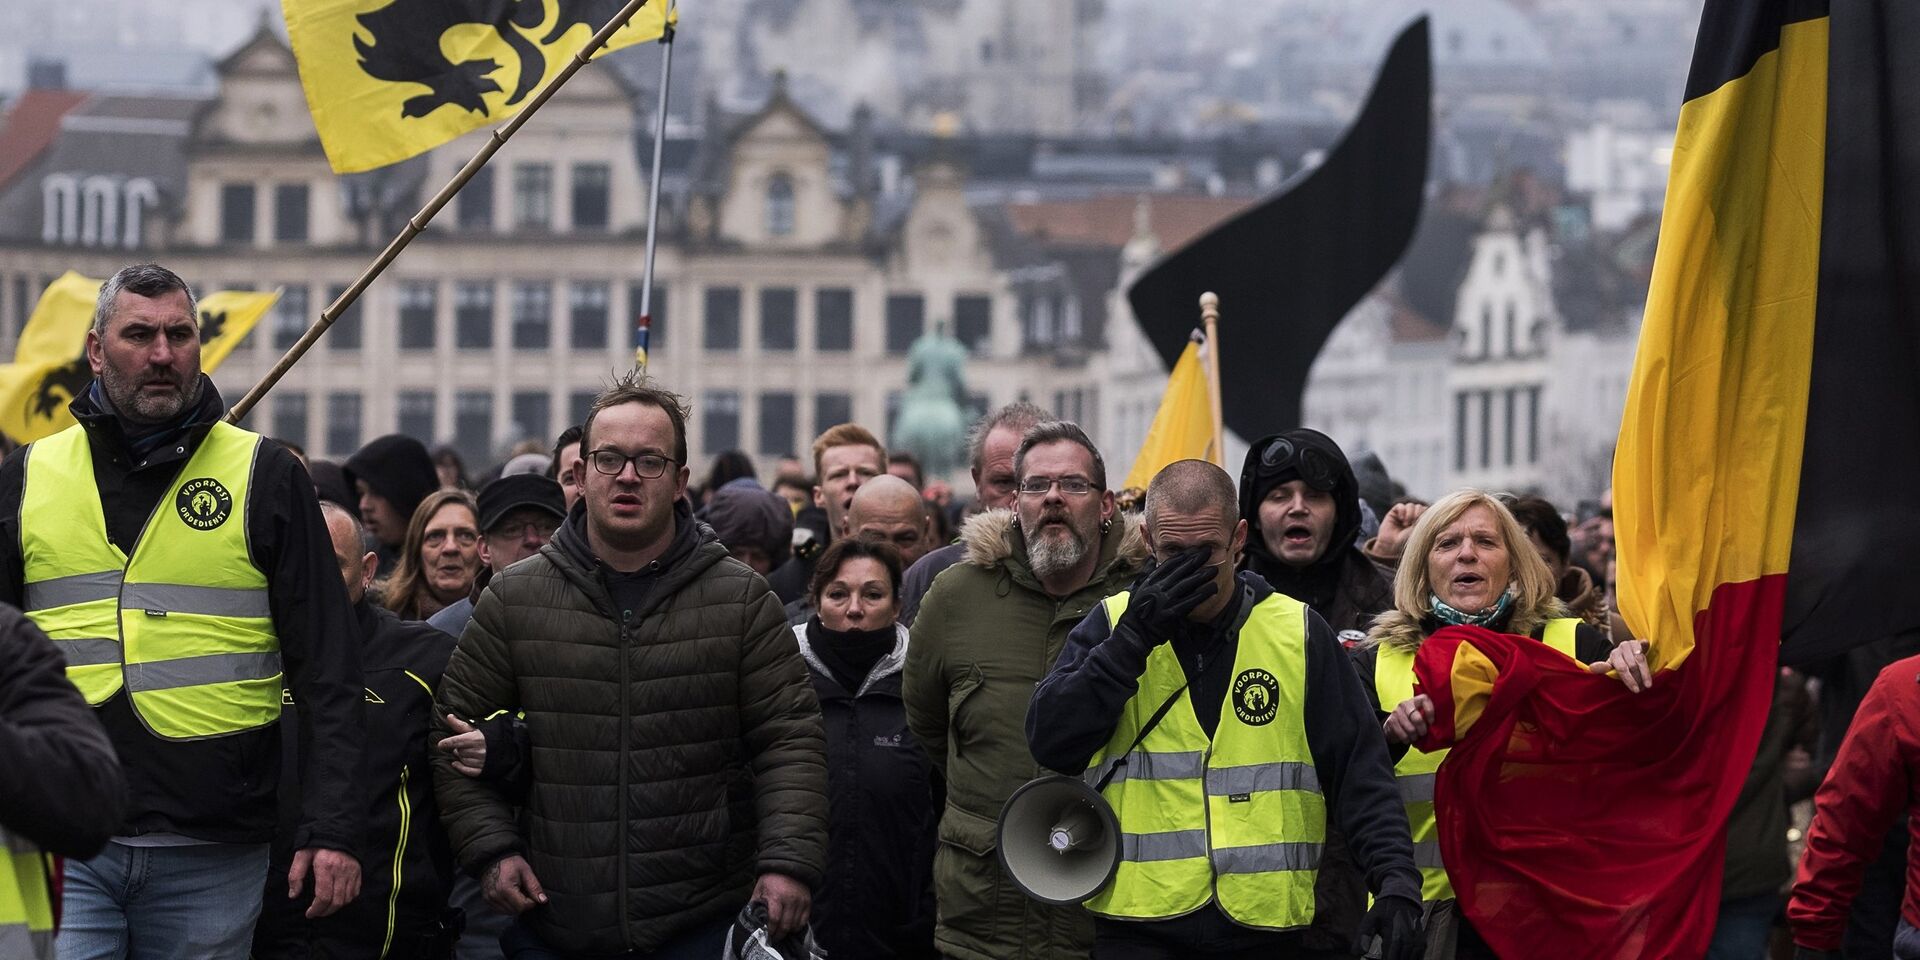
[0,828,54,960]
[1082,590,1324,929]
[1373,617,1583,901]
[20,422,281,740]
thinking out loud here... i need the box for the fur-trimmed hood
[957,507,1148,575]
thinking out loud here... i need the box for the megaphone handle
[1093,681,1192,793]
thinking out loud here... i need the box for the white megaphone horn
[996,774,1121,906]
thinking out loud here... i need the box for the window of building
[273,284,309,349]
[457,166,494,230]
[1527,386,1542,464]
[569,390,595,429]
[760,287,796,351]
[815,392,852,437]
[326,284,361,351]
[1453,391,1468,472]
[398,281,436,350]
[514,163,552,231]
[885,294,923,354]
[571,163,610,232]
[570,281,609,350]
[885,390,903,439]
[455,391,493,467]
[815,288,852,351]
[954,294,991,352]
[1022,292,1061,347]
[759,391,795,456]
[273,184,309,244]
[1505,303,1518,357]
[512,281,551,349]
[456,281,494,348]
[11,276,27,338]
[272,392,308,453]
[704,286,741,351]
[1503,388,1517,467]
[220,183,255,244]
[512,391,551,443]
[766,173,795,237]
[398,390,436,444]
[1478,390,1493,469]
[704,390,740,455]
[326,391,362,457]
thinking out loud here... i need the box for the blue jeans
[56,841,270,960]
[500,915,731,960]
[1704,893,1779,960]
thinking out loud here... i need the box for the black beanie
[342,434,440,525]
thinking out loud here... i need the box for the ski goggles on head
[1256,436,1340,492]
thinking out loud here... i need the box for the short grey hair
[1014,420,1107,491]
[319,499,376,555]
[93,263,197,337]
[1144,460,1238,532]
[968,401,1048,473]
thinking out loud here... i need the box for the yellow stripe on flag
[0,272,278,442]
[1123,337,1215,490]
[1612,17,1827,672]
[284,0,677,174]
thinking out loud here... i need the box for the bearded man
[903,420,1148,960]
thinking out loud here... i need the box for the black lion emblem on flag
[354,0,639,119]
[30,347,90,422]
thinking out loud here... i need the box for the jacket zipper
[381,766,411,959]
[618,608,634,952]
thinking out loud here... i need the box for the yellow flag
[284,0,677,174]
[1123,333,1216,491]
[0,272,279,443]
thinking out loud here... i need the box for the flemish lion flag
[284,0,676,174]
[1122,330,1216,490]
[1411,1,1920,957]
[0,272,278,443]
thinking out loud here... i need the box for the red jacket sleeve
[1788,664,1916,950]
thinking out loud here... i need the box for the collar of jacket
[542,496,727,621]
[70,374,225,473]
[791,620,909,698]
[956,507,1148,595]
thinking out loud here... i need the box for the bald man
[253,504,462,959]
[782,475,933,625]
[1027,460,1422,960]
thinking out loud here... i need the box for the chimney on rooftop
[26,58,67,91]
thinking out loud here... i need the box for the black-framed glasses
[589,449,677,479]
[1018,476,1095,496]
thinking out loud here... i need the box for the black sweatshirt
[0,604,126,858]
[1027,572,1421,909]
[0,378,365,855]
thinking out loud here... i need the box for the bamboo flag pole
[634,8,677,372]
[1200,291,1226,467]
[227,0,661,423]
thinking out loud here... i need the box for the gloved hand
[1120,547,1218,640]
[1352,894,1423,960]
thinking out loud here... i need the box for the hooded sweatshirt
[343,434,440,548]
[700,477,795,571]
[1238,428,1393,641]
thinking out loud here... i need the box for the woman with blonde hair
[383,489,484,621]
[1348,488,1648,958]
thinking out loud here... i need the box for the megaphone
[996,775,1121,905]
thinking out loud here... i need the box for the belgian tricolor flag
[1410,1,1920,957]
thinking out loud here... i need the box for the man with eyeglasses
[1028,459,1422,960]
[432,373,826,959]
[904,420,1147,960]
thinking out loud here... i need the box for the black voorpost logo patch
[1232,668,1280,726]
[176,478,233,531]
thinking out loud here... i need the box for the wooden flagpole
[227,0,662,423]
[1200,291,1225,467]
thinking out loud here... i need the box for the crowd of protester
[0,262,1907,960]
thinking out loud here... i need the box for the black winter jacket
[255,600,458,959]
[792,621,938,960]
[0,604,125,858]
[0,379,364,854]
[432,501,827,955]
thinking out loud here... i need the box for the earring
[1101,518,1112,533]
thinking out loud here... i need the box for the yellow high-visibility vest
[20,422,281,740]
[1082,590,1324,929]
[1374,617,1581,901]
[0,828,54,960]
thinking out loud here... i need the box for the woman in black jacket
[791,539,938,960]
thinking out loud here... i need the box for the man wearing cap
[344,434,442,572]
[428,473,567,639]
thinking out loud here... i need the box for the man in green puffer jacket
[904,421,1148,960]
[432,376,828,958]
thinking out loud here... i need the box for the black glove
[1120,547,1218,640]
[1352,894,1423,960]
[1792,948,1841,960]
